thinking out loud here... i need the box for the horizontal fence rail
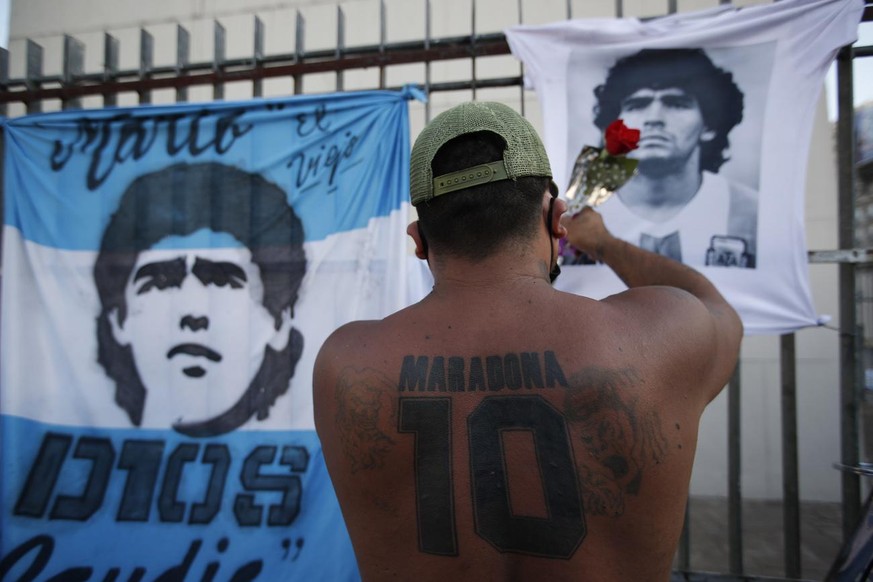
[0,34,515,106]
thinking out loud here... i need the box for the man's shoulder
[313,319,400,425]
[329,317,385,336]
[315,312,417,378]
[597,284,705,316]
[316,319,386,363]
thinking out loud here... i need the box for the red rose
[604,119,640,156]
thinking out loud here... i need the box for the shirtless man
[313,101,742,581]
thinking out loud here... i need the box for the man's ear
[406,221,428,260]
[700,127,716,143]
[269,307,294,351]
[108,308,131,346]
[546,196,569,239]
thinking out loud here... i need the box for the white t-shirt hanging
[506,0,863,335]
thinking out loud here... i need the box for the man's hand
[560,207,613,262]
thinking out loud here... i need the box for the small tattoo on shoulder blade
[335,367,397,473]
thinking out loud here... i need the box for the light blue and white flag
[0,88,420,581]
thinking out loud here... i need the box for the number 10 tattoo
[333,359,670,559]
[399,395,586,558]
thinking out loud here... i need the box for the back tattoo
[332,353,671,558]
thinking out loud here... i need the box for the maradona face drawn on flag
[93,162,307,438]
[1,90,416,580]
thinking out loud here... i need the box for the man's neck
[425,247,554,301]
[617,162,703,223]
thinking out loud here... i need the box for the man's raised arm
[562,208,743,399]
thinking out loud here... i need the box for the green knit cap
[409,101,553,206]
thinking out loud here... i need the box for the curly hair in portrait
[593,48,745,173]
[93,162,307,436]
[416,131,550,262]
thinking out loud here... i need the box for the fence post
[379,0,386,90]
[781,333,801,578]
[336,7,345,92]
[214,20,226,101]
[0,48,6,264]
[25,39,43,114]
[177,25,190,103]
[471,0,477,101]
[139,29,153,105]
[516,0,524,117]
[0,47,8,118]
[254,17,264,98]
[0,123,4,266]
[294,11,305,95]
[62,35,84,110]
[677,499,690,571]
[103,33,119,107]
[728,363,744,575]
[424,0,431,122]
[837,43,862,542]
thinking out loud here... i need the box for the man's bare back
[314,102,742,581]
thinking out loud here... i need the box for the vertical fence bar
[103,33,119,107]
[294,11,305,95]
[566,0,572,19]
[855,323,866,509]
[517,0,524,117]
[471,0,477,101]
[728,363,744,575]
[424,0,431,122]
[677,499,690,571]
[336,6,345,92]
[667,0,677,14]
[837,43,862,542]
[25,40,43,114]
[857,322,866,458]
[253,17,264,98]
[177,25,190,103]
[0,48,6,261]
[614,0,623,18]
[214,21,226,100]
[862,273,871,361]
[379,0,386,89]
[781,333,801,579]
[62,35,84,110]
[0,125,4,262]
[0,48,9,118]
[139,29,153,105]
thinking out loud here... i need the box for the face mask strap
[546,186,561,284]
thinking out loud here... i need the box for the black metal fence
[0,0,872,580]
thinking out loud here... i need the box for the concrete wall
[7,0,848,501]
